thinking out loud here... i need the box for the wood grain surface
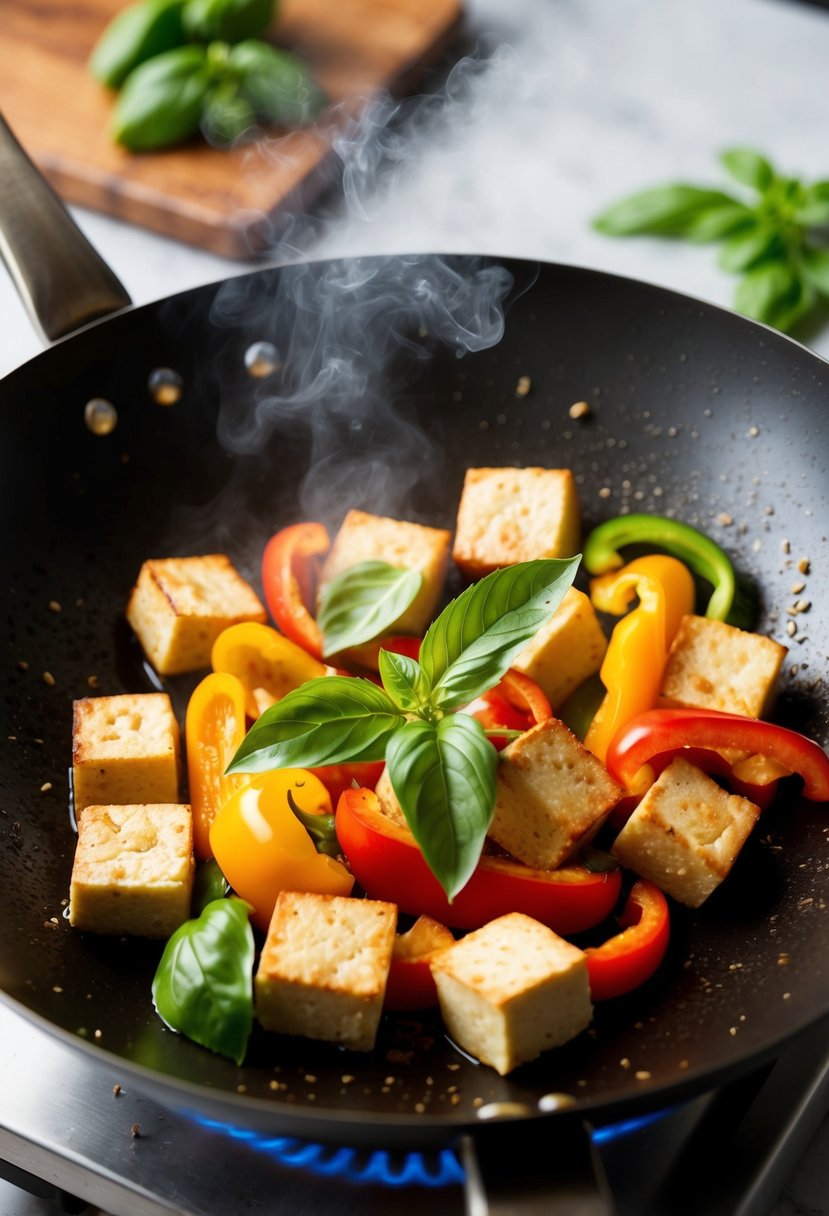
[0,0,462,257]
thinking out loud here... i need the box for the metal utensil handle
[0,112,131,344]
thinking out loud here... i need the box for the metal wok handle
[460,1121,616,1215]
[0,112,131,344]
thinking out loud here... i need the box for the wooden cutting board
[0,0,462,258]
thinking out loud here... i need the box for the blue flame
[188,1104,670,1188]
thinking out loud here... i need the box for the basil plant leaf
[800,245,829,297]
[378,647,430,713]
[719,147,775,193]
[717,224,780,273]
[684,202,755,244]
[592,185,739,236]
[152,898,254,1066]
[227,676,403,773]
[318,561,422,658]
[734,261,810,332]
[191,858,230,916]
[386,714,497,901]
[795,182,829,227]
[420,557,579,710]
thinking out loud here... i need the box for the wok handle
[460,1121,616,1215]
[0,112,131,344]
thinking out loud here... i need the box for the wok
[2,114,829,1195]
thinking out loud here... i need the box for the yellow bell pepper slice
[209,770,354,931]
[584,554,695,765]
[186,672,250,860]
[211,621,328,720]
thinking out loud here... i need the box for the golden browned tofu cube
[512,587,608,710]
[490,719,621,870]
[69,804,194,937]
[126,555,266,676]
[452,467,581,579]
[318,510,451,638]
[660,614,786,718]
[72,693,180,815]
[611,757,761,907]
[430,913,592,1075]
[255,891,397,1051]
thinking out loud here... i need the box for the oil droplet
[538,1092,576,1112]
[148,367,183,406]
[244,341,280,377]
[476,1101,533,1121]
[84,398,117,435]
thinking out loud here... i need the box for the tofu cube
[512,587,608,709]
[72,693,180,815]
[660,614,787,718]
[430,912,592,1075]
[490,719,622,870]
[318,509,451,638]
[126,555,266,676]
[69,803,194,937]
[611,757,761,907]
[452,467,581,579]
[255,891,397,1052]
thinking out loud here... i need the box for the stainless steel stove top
[2,999,829,1216]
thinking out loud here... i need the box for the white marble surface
[2,0,829,1211]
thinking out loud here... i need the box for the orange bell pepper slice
[186,672,250,860]
[212,621,328,720]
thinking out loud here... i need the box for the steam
[206,45,522,524]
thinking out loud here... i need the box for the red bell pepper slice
[261,522,330,660]
[309,761,385,805]
[465,669,552,749]
[384,915,454,1012]
[606,708,829,802]
[585,880,670,1001]
[336,787,622,934]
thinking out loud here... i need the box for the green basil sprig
[593,148,829,333]
[228,556,579,900]
[182,0,275,43]
[89,0,186,89]
[111,44,213,150]
[317,561,422,658]
[152,898,254,1065]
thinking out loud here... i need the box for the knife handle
[0,112,131,344]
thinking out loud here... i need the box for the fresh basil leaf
[227,676,403,773]
[420,557,579,710]
[717,224,780,273]
[795,182,829,227]
[800,245,829,297]
[152,898,254,1065]
[378,647,429,712]
[386,714,497,900]
[592,186,739,236]
[719,148,775,193]
[684,202,755,244]
[733,261,809,332]
[192,858,230,915]
[318,561,422,658]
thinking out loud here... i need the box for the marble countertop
[2,0,829,1211]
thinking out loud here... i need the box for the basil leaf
[719,148,775,193]
[684,202,755,244]
[420,557,579,710]
[592,186,739,236]
[386,714,497,900]
[734,261,809,332]
[152,898,254,1065]
[227,676,403,772]
[192,858,230,915]
[800,245,829,297]
[795,182,829,227]
[717,224,780,273]
[318,561,422,657]
[378,648,429,712]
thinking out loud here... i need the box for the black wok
[2,131,829,1177]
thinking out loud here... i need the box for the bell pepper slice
[209,770,354,932]
[211,621,328,719]
[465,669,553,749]
[585,880,670,1001]
[261,522,330,660]
[583,512,756,629]
[336,788,622,934]
[384,915,454,1011]
[606,708,829,802]
[584,555,695,765]
[185,672,250,860]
